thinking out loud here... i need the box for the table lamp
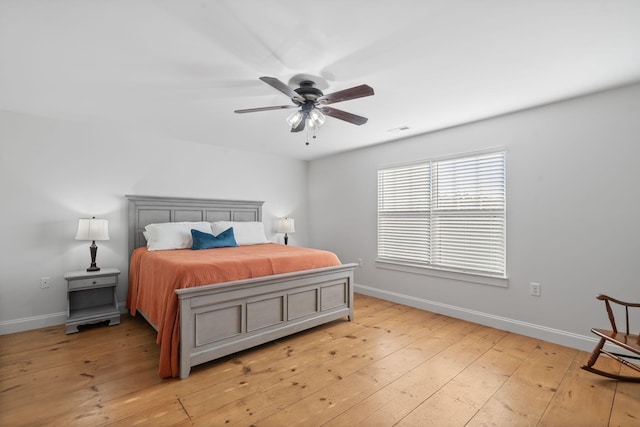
[75,217,110,271]
[277,217,295,245]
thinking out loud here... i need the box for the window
[377,151,506,278]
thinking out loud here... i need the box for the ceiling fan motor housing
[295,81,323,102]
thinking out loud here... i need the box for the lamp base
[284,233,289,245]
[87,241,100,272]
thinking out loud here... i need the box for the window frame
[376,149,508,286]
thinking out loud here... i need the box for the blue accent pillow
[191,228,238,250]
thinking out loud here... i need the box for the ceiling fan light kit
[286,111,304,128]
[235,76,374,139]
[308,109,326,128]
[287,103,327,129]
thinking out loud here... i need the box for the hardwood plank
[323,318,487,426]
[0,325,66,356]
[466,340,578,426]
[1,345,164,425]
[2,343,160,411]
[104,399,190,426]
[537,351,619,427]
[0,294,634,427]
[610,364,640,426]
[0,318,154,380]
[266,320,492,426]
[380,326,510,426]
[403,332,533,426]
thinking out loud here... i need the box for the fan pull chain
[305,128,318,146]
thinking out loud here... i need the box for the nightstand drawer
[68,275,117,290]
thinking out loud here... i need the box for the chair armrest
[596,294,640,308]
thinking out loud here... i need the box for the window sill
[375,260,509,288]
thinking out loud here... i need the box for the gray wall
[0,111,309,333]
[2,82,639,351]
[308,83,640,351]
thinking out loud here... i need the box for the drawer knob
[92,281,97,284]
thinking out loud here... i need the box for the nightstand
[64,267,120,334]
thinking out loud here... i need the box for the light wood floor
[1,294,638,426]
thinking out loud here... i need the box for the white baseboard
[0,301,129,335]
[0,312,67,335]
[354,283,603,354]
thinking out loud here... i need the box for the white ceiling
[1,1,639,160]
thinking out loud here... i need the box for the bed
[126,195,356,379]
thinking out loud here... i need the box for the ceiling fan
[234,76,374,132]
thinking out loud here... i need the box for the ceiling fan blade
[290,111,308,132]
[318,84,374,105]
[321,106,368,125]
[234,105,297,114]
[260,76,305,103]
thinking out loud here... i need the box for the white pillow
[144,221,212,251]
[211,221,268,245]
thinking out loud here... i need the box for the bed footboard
[176,263,356,379]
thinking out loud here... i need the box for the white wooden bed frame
[127,195,355,379]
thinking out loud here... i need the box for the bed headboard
[126,195,264,255]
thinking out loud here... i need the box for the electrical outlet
[40,277,50,289]
[530,282,540,296]
[357,258,363,267]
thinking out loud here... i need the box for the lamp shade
[75,218,110,241]
[277,218,295,234]
[307,109,326,129]
[286,111,304,128]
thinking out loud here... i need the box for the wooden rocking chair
[581,294,640,382]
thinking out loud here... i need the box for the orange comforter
[127,243,341,378]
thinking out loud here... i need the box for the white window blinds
[377,151,506,277]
